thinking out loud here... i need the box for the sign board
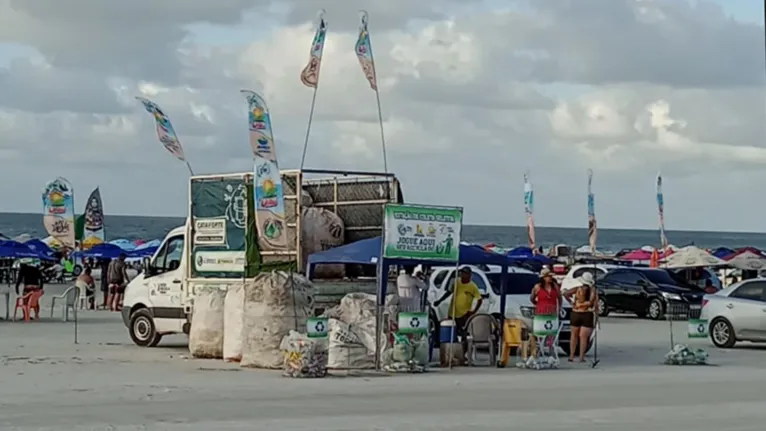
[382,204,462,261]
[193,251,246,273]
[687,318,709,338]
[306,317,329,338]
[532,314,559,337]
[193,218,227,246]
[397,312,428,335]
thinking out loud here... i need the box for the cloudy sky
[0,0,764,232]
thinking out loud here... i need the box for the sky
[0,0,765,232]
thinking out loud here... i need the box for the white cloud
[0,0,763,231]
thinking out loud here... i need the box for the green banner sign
[190,178,248,278]
[382,204,462,261]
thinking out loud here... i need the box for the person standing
[75,267,96,310]
[396,265,427,312]
[563,272,597,362]
[107,254,129,311]
[529,267,561,353]
[433,266,485,355]
[15,262,44,319]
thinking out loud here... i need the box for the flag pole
[185,161,195,176]
[299,87,319,171]
[364,11,389,174]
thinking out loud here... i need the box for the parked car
[596,268,705,320]
[670,268,722,292]
[560,263,621,294]
[700,278,766,348]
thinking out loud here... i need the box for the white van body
[121,225,193,346]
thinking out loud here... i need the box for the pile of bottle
[663,344,709,366]
[516,355,559,370]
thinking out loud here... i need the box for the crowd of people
[394,264,599,363]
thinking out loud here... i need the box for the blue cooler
[439,319,459,344]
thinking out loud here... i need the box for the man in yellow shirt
[434,266,485,351]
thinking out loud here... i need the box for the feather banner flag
[354,11,377,90]
[241,89,288,251]
[587,169,597,253]
[300,10,328,88]
[82,187,105,249]
[136,96,193,174]
[42,177,76,249]
[524,172,536,251]
[656,173,668,251]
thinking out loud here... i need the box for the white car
[701,278,766,348]
[560,263,621,294]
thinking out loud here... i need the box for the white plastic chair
[1,288,11,320]
[75,283,89,309]
[50,286,78,321]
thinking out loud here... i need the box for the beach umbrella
[75,243,127,259]
[724,248,766,270]
[662,246,725,269]
[109,239,136,251]
[135,239,161,250]
[0,240,54,260]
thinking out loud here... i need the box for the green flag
[74,214,85,241]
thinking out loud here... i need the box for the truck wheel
[129,309,162,347]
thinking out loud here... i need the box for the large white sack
[327,318,375,369]
[189,286,226,359]
[223,283,245,362]
[300,207,345,278]
[241,272,314,369]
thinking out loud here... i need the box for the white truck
[426,265,591,356]
[122,169,402,346]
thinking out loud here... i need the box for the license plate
[690,305,701,310]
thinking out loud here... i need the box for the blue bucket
[439,320,459,344]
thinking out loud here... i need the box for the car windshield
[486,273,539,295]
[639,269,677,285]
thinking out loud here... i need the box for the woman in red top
[529,268,561,351]
[530,268,561,316]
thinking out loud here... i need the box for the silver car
[701,279,766,348]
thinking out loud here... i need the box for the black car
[596,268,705,320]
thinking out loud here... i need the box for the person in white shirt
[397,265,426,312]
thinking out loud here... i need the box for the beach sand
[2,283,766,430]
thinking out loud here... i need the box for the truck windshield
[486,273,539,295]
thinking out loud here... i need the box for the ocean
[1,212,764,252]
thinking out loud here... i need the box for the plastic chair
[14,290,43,322]
[75,283,89,309]
[1,288,11,320]
[50,286,79,321]
[464,314,499,366]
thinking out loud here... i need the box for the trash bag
[280,330,328,378]
[223,283,245,362]
[189,286,226,359]
[327,318,375,369]
[241,272,314,369]
[300,207,345,279]
[411,335,430,366]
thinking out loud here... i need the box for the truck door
[145,234,185,332]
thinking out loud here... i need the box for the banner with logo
[190,177,247,278]
[241,90,288,252]
[300,10,328,88]
[81,187,105,249]
[587,169,597,253]
[135,97,187,163]
[42,177,75,249]
[524,173,536,250]
[354,11,377,91]
[382,204,462,261]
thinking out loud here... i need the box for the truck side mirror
[142,257,152,275]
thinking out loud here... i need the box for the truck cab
[426,265,590,356]
[121,225,189,347]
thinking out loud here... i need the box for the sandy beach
[2,283,766,430]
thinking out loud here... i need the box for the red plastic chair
[14,290,43,322]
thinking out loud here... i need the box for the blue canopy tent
[307,236,516,323]
[73,243,128,259]
[506,246,554,266]
[131,246,158,258]
[25,239,56,258]
[711,247,735,259]
[0,240,56,260]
